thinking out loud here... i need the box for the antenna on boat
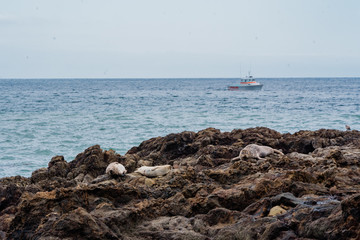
[239,65,242,78]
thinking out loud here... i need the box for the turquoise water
[1,78,359,177]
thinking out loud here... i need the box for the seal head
[106,162,127,177]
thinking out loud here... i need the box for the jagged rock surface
[1,127,360,239]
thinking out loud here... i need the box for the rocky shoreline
[1,127,359,239]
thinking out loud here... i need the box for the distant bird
[345,125,351,131]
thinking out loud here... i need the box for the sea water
[0,78,359,177]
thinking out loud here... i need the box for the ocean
[0,78,359,178]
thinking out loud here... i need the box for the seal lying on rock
[135,165,172,177]
[232,144,284,161]
[106,162,127,177]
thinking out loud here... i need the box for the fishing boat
[228,73,263,90]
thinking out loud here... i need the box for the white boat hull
[228,84,263,90]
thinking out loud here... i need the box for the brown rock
[268,206,287,217]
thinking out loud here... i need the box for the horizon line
[1,76,360,80]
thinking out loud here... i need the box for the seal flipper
[273,149,284,155]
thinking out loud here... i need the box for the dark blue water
[1,78,359,177]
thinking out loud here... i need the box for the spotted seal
[232,144,284,161]
[135,165,172,177]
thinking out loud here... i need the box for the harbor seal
[232,144,284,161]
[106,162,127,177]
[135,165,172,177]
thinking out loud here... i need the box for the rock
[0,213,15,233]
[30,168,48,183]
[1,127,360,239]
[135,216,208,240]
[0,176,29,213]
[144,178,155,187]
[91,174,111,184]
[82,173,93,184]
[268,206,287,217]
[35,207,119,239]
[48,155,69,178]
[342,193,360,221]
[74,173,85,183]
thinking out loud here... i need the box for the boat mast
[239,65,242,79]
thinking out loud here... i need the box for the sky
[0,0,360,78]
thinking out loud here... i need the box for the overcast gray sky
[1,0,359,78]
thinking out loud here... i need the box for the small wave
[0,156,16,161]
[34,149,54,156]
